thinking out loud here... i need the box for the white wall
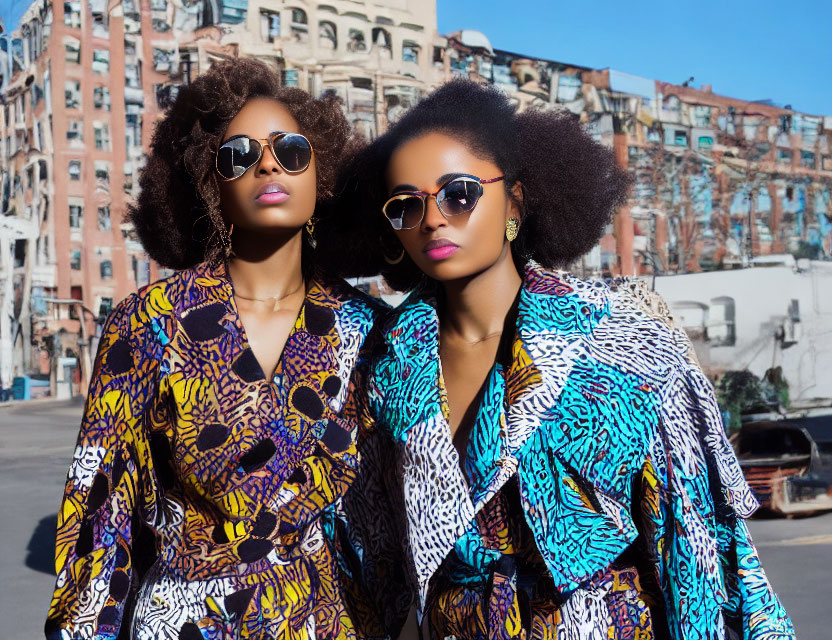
[654,261,832,405]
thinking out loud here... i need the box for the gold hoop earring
[505,217,519,242]
[305,218,317,249]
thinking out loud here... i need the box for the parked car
[733,412,832,516]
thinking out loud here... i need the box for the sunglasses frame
[215,131,314,181]
[382,174,505,230]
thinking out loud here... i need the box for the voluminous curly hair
[319,78,632,291]
[129,58,353,270]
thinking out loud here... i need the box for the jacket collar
[383,262,614,607]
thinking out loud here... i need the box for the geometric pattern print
[45,260,384,640]
[367,261,794,640]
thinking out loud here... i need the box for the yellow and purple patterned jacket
[45,260,396,640]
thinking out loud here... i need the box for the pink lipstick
[423,238,459,261]
[255,183,289,204]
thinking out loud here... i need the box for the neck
[440,246,523,342]
[227,227,305,299]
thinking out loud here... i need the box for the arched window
[371,27,391,58]
[319,21,337,50]
[347,29,367,52]
[291,8,307,24]
[288,8,308,42]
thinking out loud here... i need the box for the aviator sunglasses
[382,174,504,230]
[215,132,313,180]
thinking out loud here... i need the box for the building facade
[1,1,831,396]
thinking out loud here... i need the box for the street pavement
[1,400,830,639]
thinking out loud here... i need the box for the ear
[507,181,525,223]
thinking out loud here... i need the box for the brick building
[1,2,831,395]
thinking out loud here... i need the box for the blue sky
[438,0,832,115]
[3,0,829,113]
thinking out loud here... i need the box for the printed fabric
[364,262,795,640]
[45,260,396,640]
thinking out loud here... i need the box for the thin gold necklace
[234,280,304,312]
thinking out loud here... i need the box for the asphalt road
[1,400,830,639]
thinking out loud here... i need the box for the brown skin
[386,132,524,447]
[219,97,317,378]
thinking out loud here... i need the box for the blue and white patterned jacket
[362,262,793,640]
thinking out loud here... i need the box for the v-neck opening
[221,259,307,383]
[437,287,521,461]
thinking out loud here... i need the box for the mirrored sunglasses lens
[274,134,312,172]
[217,138,261,179]
[384,196,424,229]
[438,179,483,216]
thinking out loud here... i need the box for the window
[154,84,179,109]
[371,27,392,57]
[97,296,113,321]
[100,260,113,279]
[291,8,307,23]
[282,69,299,87]
[153,47,175,72]
[69,160,81,180]
[692,105,712,127]
[402,40,419,63]
[709,297,736,347]
[125,113,142,148]
[319,21,337,50]
[664,128,688,147]
[64,39,81,63]
[348,29,367,52]
[778,148,793,165]
[94,122,110,150]
[94,161,110,185]
[66,119,83,142]
[69,202,83,228]
[70,250,81,270]
[64,80,81,109]
[98,206,111,230]
[260,10,280,42]
[557,75,582,102]
[93,86,110,110]
[125,63,141,88]
[92,49,110,73]
[290,8,308,42]
[63,1,81,28]
[801,150,816,169]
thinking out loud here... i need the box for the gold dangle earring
[222,222,234,257]
[505,217,519,242]
[305,218,317,249]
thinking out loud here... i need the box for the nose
[257,142,281,175]
[420,195,447,232]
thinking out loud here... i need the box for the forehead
[223,97,300,139]
[386,131,499,189]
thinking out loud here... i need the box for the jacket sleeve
[45,293,163,639]
[339,332,414,640]
[647,362,794,640]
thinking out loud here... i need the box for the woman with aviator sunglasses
[332,79,793,639]
[45,58,398,640]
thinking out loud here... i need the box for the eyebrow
[390,173,468,194]
[391,183,419,194]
